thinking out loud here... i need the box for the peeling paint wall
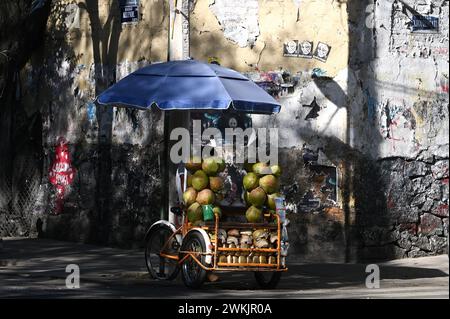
[191,0,349,77]
[209,0,260,48]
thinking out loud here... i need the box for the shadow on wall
[41,0,166,249]
[288,0,393,262]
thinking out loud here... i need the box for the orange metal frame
[158,209,288,273]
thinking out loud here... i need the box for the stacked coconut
[182,157,226,225]
[243,162,282,223]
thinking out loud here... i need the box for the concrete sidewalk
[0,238,448,299]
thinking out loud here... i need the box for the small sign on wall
[120,0,139,24]
[411,15,439,33]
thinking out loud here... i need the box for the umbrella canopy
[96,60,281,114]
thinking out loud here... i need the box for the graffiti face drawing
[284,40,299,57]
[299,41,313,58]
[314,42,331,62]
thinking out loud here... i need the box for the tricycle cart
[96,59,287,289]
[144,186,288,289]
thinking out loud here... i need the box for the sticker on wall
[298,41,314,59]
[49,137,76,214]
[313,42,332,63]
[87,101,97,124]
[283,40,299,57]
[119,0,139,24]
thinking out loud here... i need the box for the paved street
[0,238,448,299]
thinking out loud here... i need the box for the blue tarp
[96,60,281,114]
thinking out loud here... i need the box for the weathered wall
[13,0,448,260]
[21,0,168,248]
[191,0,349,77]
[190,0,449,262]
[352,0,449,260]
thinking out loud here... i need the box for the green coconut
[182,187,197,207]
[246,206,263,223]
[214,157,226,173]
[266,192,281,210]
[259,175,279,194]
[270,165,282,177]
[253,162,272,176]
[187,202,203,223]
[191,170,209,191]
[243,172,259,191]
[196,189,216,205]
[202,157,219,176]
[186,156,202,172]
[209,176,224,192]
[248,187,267,208]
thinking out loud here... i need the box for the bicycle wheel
[145,224,180,280]
[180,231,208,289]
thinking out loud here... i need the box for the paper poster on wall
[313,42,331,62]
[298,41,314,59]
[120,0,139,24]
[283,40,299,57]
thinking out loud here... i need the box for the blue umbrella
[96,60,281,114]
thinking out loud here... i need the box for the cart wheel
[145,224,180,280]
[180,231,208,289]
[254,272,282,289]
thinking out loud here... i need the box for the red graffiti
[49,137,75,214]
[387,194,395,209]
[436,204,449,217]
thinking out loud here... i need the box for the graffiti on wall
[298,166,338,212]
[303,97,322,120]
[49,137,75,214]
[294,147,339,213]
[440,73,449,94]
[247,71,298,98]
[86,101,97,124]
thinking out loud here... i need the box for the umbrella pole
[161,111,171,221]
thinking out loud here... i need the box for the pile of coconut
[182,157,226,225]
[243,162,282,223]
[182,158,283,225]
